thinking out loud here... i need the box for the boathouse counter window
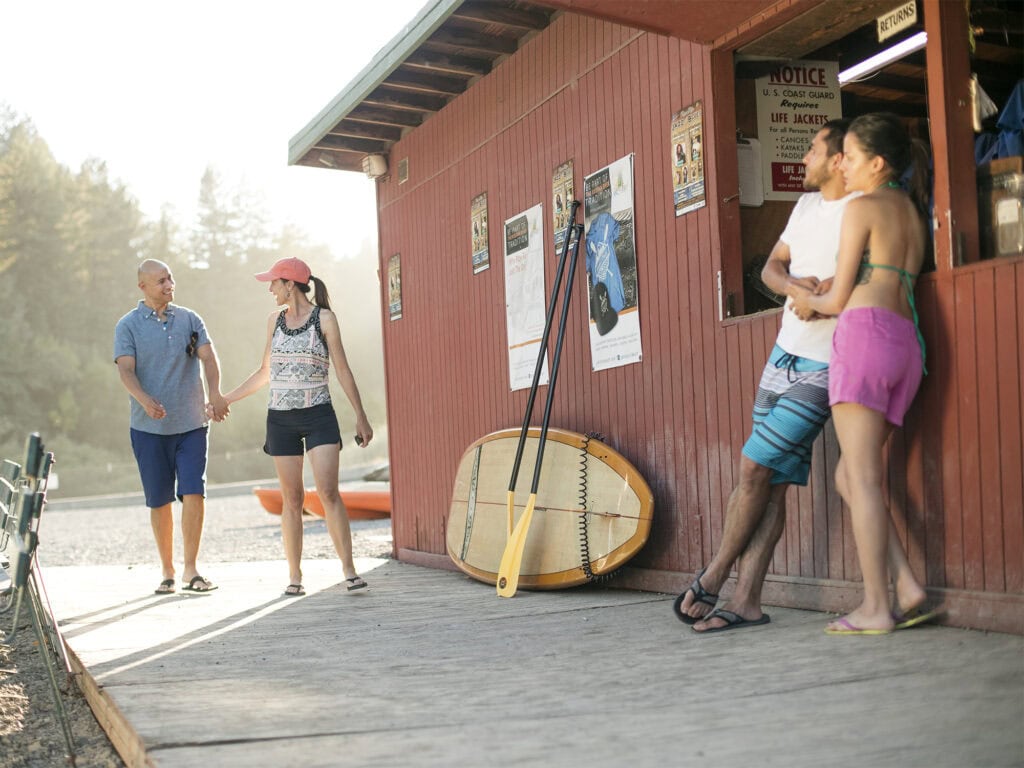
[714,0,1022,320]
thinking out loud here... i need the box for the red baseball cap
[254,257,311,283]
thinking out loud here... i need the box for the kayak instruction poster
[503,203,548,391]
[583,154,642,371]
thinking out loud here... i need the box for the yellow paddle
[497,494,537,597]
[498,223,583,597]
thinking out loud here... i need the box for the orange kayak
[253,486,391,520]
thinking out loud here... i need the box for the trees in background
[0,109,387,496]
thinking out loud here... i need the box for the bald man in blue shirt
[114,259,229,594]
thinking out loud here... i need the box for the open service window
[717,0,1022,319]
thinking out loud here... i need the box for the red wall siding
[373,14,1024,632]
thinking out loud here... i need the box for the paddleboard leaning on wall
[446,205,654,594]
[447,427,654,590]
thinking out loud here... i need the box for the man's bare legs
[180,493,205,584]
[693,484,787,632]
[151,503,175,582]
[274,455,306,587]
[677,456,781,621]
[308,444,359,580]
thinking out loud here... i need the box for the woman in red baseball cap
[223,257,373,596]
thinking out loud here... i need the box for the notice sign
[755,60,842,201]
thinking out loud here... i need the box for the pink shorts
[829,306,923,426]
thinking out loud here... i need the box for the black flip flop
[154,579,175,595]
[345,576,368,592]
[691,608,770,634]
[182,575,218,593]
[672,567,719,625]
[283,584,305,597]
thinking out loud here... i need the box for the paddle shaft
[498,224,584,598]
[506,201,580,520]
[528,224,583,493]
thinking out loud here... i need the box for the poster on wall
[583,154,642,372]
[755,60,842,200]
[471,192,490,273]
[503,203,548,391]
[387,253,402,321]
[552,160,574,249]
[671,100,706,216]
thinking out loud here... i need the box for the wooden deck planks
[42,558,1024,767]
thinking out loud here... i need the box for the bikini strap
[865,263,928,375]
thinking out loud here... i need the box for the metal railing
[1,433,76,764]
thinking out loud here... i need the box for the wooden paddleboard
[253,486,391,520]
[447,427,654,589]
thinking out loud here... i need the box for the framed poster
[552,160,574,249]
[583,154,642,371]
[387,253,402,321]
[471,192,490,274]
[503,204,548,391]
[671,101,706,216]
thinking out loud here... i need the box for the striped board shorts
[742,344,831,487]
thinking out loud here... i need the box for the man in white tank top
[674,121,858,633]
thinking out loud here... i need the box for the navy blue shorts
[130,427,208,508]
[264,403,342,456]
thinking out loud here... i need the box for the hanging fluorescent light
[838,31,927,85]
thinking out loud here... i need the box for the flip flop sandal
[154,579,176,594]
[672,567,719,625]
[824,616,892,635]
[345,576,368,592]
[182,575,218,593]
[892,606,941,630]
[283,584,306,597]
[692,608,771,635]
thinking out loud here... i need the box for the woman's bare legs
[835,449,928,618]
[274,455,306,587]
[830,402,897,631]
[308,443,359,580]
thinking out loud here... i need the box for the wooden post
[924,0,980,268]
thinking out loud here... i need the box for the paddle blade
[506,490,515,538]
[496,494,537,598]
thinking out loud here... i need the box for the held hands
[205,395,230,423]
[788,277,833,321]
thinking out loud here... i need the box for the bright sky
[1,0,426,259]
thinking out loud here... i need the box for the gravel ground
[0,487,393,767]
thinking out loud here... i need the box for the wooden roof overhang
[288,0,783,173]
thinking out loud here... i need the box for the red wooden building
[290,0,1023,633]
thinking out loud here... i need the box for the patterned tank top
[268,306,331,410]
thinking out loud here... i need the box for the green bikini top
[862,259,928,375]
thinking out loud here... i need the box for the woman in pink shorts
[791,113,935,635]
